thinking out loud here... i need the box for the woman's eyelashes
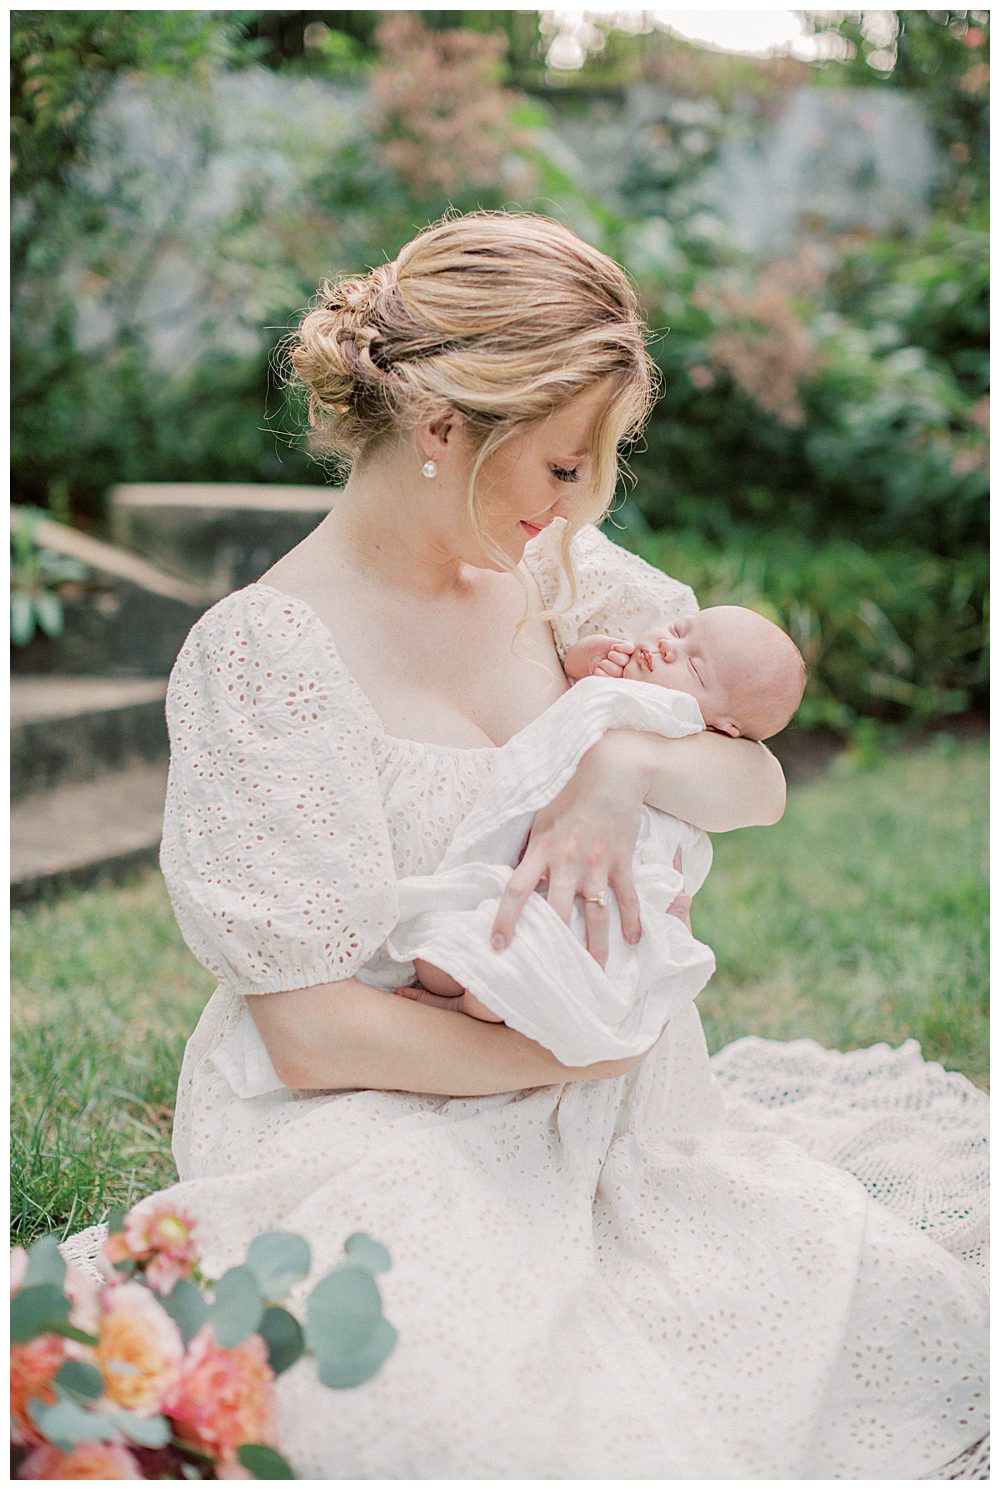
[551,464,581,483]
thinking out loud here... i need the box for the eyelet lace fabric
[79,523,987,1478]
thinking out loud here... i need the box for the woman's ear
[425,410,463,452]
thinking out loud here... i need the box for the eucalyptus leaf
[28,1396,122,1452]
[50,1322,100,1347]
[246,1232,311,1300]
[26,1233,68,1289]
[34,589,64,638]
[313,1317,398,1391]
[238,1443,297,1479]
[304,1264,381,1357]
[55,1359,105,1401]
[11,592,36,646]
[10,1282,71,1342]
[258,1306,305,1375]
[105,1407,172,1447]
[343,1233,391,1276]
[209,1265,263,1348]
[162,1276,209,1345]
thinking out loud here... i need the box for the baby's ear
[713,719,742,739]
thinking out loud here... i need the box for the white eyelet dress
[151,521,988,1480]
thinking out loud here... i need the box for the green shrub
[628,210,987,557]
[614,523,987,735]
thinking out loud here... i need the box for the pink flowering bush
[11,1208,396,1479]
[371,11,532,200]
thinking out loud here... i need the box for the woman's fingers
[666,891,693,931]
[543,870,578,932]
[667,845,690,929]
[491,861,547,948]
[610,869,642,946]
[581,893,610,969]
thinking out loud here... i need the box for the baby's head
[622,606,805,741]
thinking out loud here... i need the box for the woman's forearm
[620,728,786,832]
[247,976,641,1095]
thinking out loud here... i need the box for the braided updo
[286,208,660,570]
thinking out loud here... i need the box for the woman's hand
[490,730,648,968]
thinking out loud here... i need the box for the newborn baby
[405,604,804,1023]
[567,605,806,743]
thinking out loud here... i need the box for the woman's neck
[324,445,484,601]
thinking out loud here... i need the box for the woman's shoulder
[177,581,319,660]
[523,518,698,622]
[166,582,373,738]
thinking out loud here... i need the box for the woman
[153,211,986,1477]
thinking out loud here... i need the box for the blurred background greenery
[11,8,988,739]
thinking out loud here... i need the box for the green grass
[697,736,988,1087]
[10,877,215,1246]
[10,738,987,1247]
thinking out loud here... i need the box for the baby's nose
[658,638,677,663]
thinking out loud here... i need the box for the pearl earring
[421,459,438,479]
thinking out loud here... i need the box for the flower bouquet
[11,1203,397,1479]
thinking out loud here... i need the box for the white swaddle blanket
[364,676,717,1066]
[214,677,716,1095]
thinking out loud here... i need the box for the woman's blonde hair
[284,208,660,610]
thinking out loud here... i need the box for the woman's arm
[622,728,787,832]
[489,727,786,960]
[247,976,645,1094]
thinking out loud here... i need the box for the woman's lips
[520,522,544,537]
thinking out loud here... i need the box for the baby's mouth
[636,646,654,673]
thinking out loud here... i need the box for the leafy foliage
[626,210,987,557]
[10,508,89,646]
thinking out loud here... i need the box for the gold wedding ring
[582,891,609,908]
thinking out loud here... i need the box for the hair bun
[291,267,398,420]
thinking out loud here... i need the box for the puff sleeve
[522,520,698,662]
[159,587,398,995]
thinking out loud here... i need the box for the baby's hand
[593,640,636,678]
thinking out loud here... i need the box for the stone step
[11,676,168,802]
[11,514,215,677]
[11,762,169,906]
[110,482,334,589]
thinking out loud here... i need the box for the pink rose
[104,1203,199,1293]
[17,1442,143,1478]
[164,1325,275,1463]
[10,1334,67,1446]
